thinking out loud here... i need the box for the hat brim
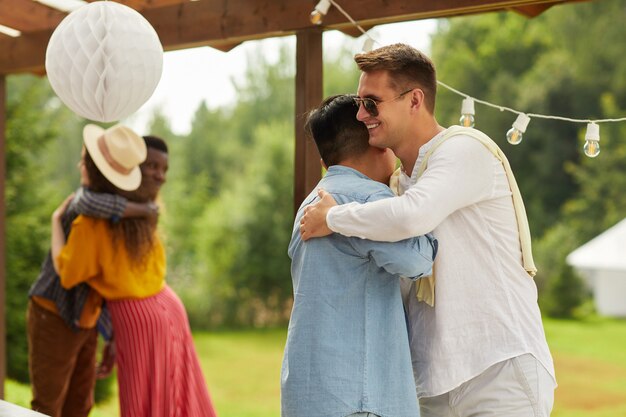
[83,124,142,191]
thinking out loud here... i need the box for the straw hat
[83,124,147,191]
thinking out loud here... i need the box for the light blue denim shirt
[282,166,437,417]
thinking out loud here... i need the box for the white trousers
[420,353,555,417]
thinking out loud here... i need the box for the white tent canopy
[567,218,626,317]
[566,218,626,272]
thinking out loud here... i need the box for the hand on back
[300,189,337,241]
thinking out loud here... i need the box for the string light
[310,0,370,35]
[584,123,600,158]
[460,98,475,128]
[362,38,375,52]
[507,114,531,145]
[312,0,626,158]
[310,0,332,25]
[0,24,21,37]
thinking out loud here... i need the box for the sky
[125,19,438,136]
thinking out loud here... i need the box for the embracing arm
[53,214,101,289]
[326,137,495,242]
[352,233,437,279]
[51,194,74,274]
[76,188,159,222]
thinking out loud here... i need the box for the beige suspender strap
[388,125,464,195]
[413,127,464,305]
[416,126,463,177]
[413,126,537,306]
[389,167,402,196]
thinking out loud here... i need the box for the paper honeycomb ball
[45,1,163,123]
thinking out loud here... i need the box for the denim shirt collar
[325,164,371,181]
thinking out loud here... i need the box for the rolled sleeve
[73,187,127,220]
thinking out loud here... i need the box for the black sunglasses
[353,88,416,117]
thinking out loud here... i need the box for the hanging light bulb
[310,0,332,25]
[362,37,375,53]
[506,113,531,145]
[459,98,475,128]
[583,122,600,158]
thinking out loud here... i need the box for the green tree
[5,75,117,399]
[187,121,294,327]
[167,38,364,328]
[5,75,77,382]
[430,0,626,316]
[323,42,361,96]
[231,44,296,146]
[537,96,626,317]
[431,0,626,238]
[432,12,573,236]
[168,41,296,328]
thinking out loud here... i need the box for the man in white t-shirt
[299,43,556,417]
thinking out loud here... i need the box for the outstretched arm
[300,189,337,241]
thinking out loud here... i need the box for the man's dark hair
[143,135,168,153]
[304,94,370,167]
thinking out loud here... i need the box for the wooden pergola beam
[0,30,52,75]
[0,0,66,32]
[511,3,555,17]
[0,75,6,399]
[294,28,323,214]
[0,0,574,74]
[93,0,190,12]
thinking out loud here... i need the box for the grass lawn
[5,318,626,417]
[5,328,287,417]
[543,317,626,417]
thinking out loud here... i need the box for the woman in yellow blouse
[51,124,218,417]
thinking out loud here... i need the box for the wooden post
[294,28,323,214]
[0,74,6,398]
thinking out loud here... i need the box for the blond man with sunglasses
[300,43,556,417]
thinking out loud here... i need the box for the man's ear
[410,88,425,111]
[319,158,328,170]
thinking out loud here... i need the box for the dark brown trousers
[27,300,98,417]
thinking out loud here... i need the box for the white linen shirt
[326,129,556,398]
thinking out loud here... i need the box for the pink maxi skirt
[108,285,218,417]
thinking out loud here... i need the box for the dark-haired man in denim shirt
[282,95,437,417]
